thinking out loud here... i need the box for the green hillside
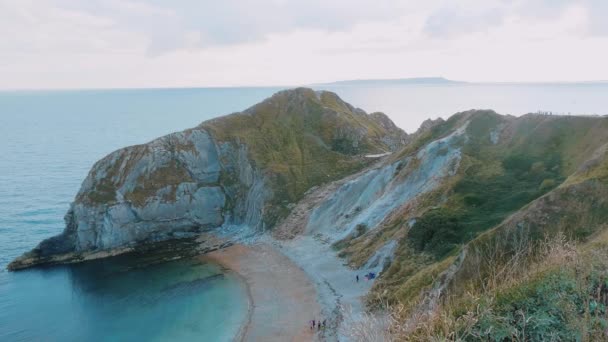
[335,111,608,340]
[202,88,406,226]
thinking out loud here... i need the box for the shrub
[355,223,368,237]
[408,209,463,258]
[470,271,582,341]
[539,178,557,192]
[393,233,608,341]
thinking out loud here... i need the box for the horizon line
[2,78,608,92]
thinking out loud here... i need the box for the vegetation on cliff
[202,88,406,226]
[12,86,608,340]
[331,111,608,340]
[9,88,408,271]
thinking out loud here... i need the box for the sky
[1,0,608,90]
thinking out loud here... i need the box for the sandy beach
[204,244,323,342]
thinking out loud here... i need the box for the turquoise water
[0,256,248,341]
[0,88,281,341]
[1,84,607,340]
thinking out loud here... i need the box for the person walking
[356,275,359,282]
[311,319,315,330]
[318,321,321,330]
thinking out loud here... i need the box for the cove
[0,253,249,341]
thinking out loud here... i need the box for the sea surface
[1,83,607,341]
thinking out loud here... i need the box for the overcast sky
[1,0,608,89]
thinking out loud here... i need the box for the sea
[1,83,607,341]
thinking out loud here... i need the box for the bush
[408,209,463,258]
[450,150,564,243]
[470,271,582,341]
[539,178,557,192]
[355,223,368,237]
[503,153,534,174]
[397,234,608,342]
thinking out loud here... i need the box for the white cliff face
[52,128,270,255]
[306,123,467,243]
[11,88,408,270]
[364,240,398,274]
[271,124,469,340]
[17,117,459,268]
[70,185,227,251]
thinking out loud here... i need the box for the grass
[355,232,608,341]
[79,88,404,228]
[202,88,401,226]
[125,159,193,207]
[349,113,608,330]
[329,112,608,340]
[78,139,166,205]
[395,232,608,341]
[396,112,607,260]
[369,176,608,340]
[407,208,464,259]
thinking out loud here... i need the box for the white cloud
[0,0,607,89]
[423,5,506,38]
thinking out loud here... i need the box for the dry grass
[348,232,608,341]
[406,233,577,338]
[340,303,395,342]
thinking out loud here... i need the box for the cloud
[422,0,608,39]
[585,0,608,36]
[48,0,406,55]
[0,0,142,55]
[423,5,506,38]
[1,0,608,90]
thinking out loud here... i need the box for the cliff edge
[8,88,406,270]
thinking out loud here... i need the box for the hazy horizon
[3,83,606,134]
[3,77,608,92]
[2,1,608,90]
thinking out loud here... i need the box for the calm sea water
[0,88,280,341]
[1,83,607,340]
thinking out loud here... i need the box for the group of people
[308,274,376,332]
[310,319,326,330]
[356,273,375,282]
[365,272,376,280]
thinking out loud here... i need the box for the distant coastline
[3,78,608,93]
[314,77,463,86]
[315,77,608,87]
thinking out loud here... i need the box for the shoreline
[7,234,233,271]
[9,232,379,340]
[204,243,322,342]
[272,235,379,341]
[227,261,254,342]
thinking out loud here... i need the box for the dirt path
[204,244,322,342]
[272,235,376,341]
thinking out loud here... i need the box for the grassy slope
[359,113,608,340]
[403,228,608,341]
[201,88,403,226]
[341,112,608,311]
[77,88,405,229]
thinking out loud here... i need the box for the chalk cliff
[10,87,608,340]
[8,88,406,270]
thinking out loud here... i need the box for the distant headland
[314,77,464,86]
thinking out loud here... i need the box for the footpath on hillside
[271,235,379,341]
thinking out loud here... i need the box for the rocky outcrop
[305,122,466,243]
[9,88,405,270]
[369,112,409,149]
[9,129,267,270]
